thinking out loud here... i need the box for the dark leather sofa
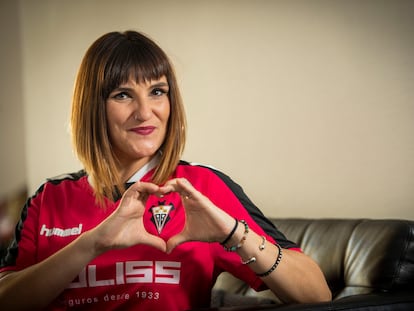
[207,218,414,310]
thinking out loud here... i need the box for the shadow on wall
[0,187,27,257]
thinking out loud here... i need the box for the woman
[0,31,331,310]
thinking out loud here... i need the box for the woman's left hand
[160,178,234,253]
[160,179,332,304]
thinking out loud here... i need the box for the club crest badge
[150,202,174,234]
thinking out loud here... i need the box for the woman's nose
[133,98,152,121]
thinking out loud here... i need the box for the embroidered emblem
[150,201,174,234]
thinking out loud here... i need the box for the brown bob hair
[71,30,186,203]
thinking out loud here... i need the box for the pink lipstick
[132,126,155,135]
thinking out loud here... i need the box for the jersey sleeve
[192,164,299,249]
[182,163,300,291]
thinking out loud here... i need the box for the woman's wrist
[80,229,110,258]
[221,220,283,278]
[220,218,238,245]
[222,220,248,249]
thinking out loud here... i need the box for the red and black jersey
[1,161,299,310]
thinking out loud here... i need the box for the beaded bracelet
[220,218,238,245]
[256,243,283,277]
[223,220,249,252]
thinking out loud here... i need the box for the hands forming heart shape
[95,178,234,255]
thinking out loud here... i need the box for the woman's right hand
[91,181,167,254]
[0,182,168,311]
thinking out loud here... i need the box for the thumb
[166,233,187,254]
[143,234,167,253]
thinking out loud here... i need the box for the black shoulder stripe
[46,170,86,185]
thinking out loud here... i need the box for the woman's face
[106,75,170,166]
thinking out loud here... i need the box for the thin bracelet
[256,243,283,277]
[241,236,266,265]
[259,235,266,251]
[220,218,238,245]
[241,256,256,265]
[223,220,249,252]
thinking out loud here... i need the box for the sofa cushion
[272,219,414,299]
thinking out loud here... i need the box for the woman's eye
[112,92,130,100]
[151,88,168,97]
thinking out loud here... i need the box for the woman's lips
[131,126,156,135]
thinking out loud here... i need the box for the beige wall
[0,0,26,198]
[3,0,414,219]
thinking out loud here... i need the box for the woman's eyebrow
[150,81,169,88]
[111,80,169,92]
[111,86,132,92]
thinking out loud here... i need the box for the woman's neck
[120,154,161,183]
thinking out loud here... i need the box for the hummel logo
[40,223,83,237]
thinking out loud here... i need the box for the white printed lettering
[68,267,87,288]
[40,224,48,236]
[116,262,124,285]
[67,261,181,289]
[125,261,152,283]
[67,296,99,307]
[88,265,115,286]
[136,291,160,300]
[155,261,181,284]
[40,224,83,237]
[104,293,130,302]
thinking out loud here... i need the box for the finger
[166,233,187,254]
[161,178,198,199]
[123,182,161,202]
[159,179,180,193]
[143,234,167,253]
[128,181,160,194]
[176,178,195,196]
